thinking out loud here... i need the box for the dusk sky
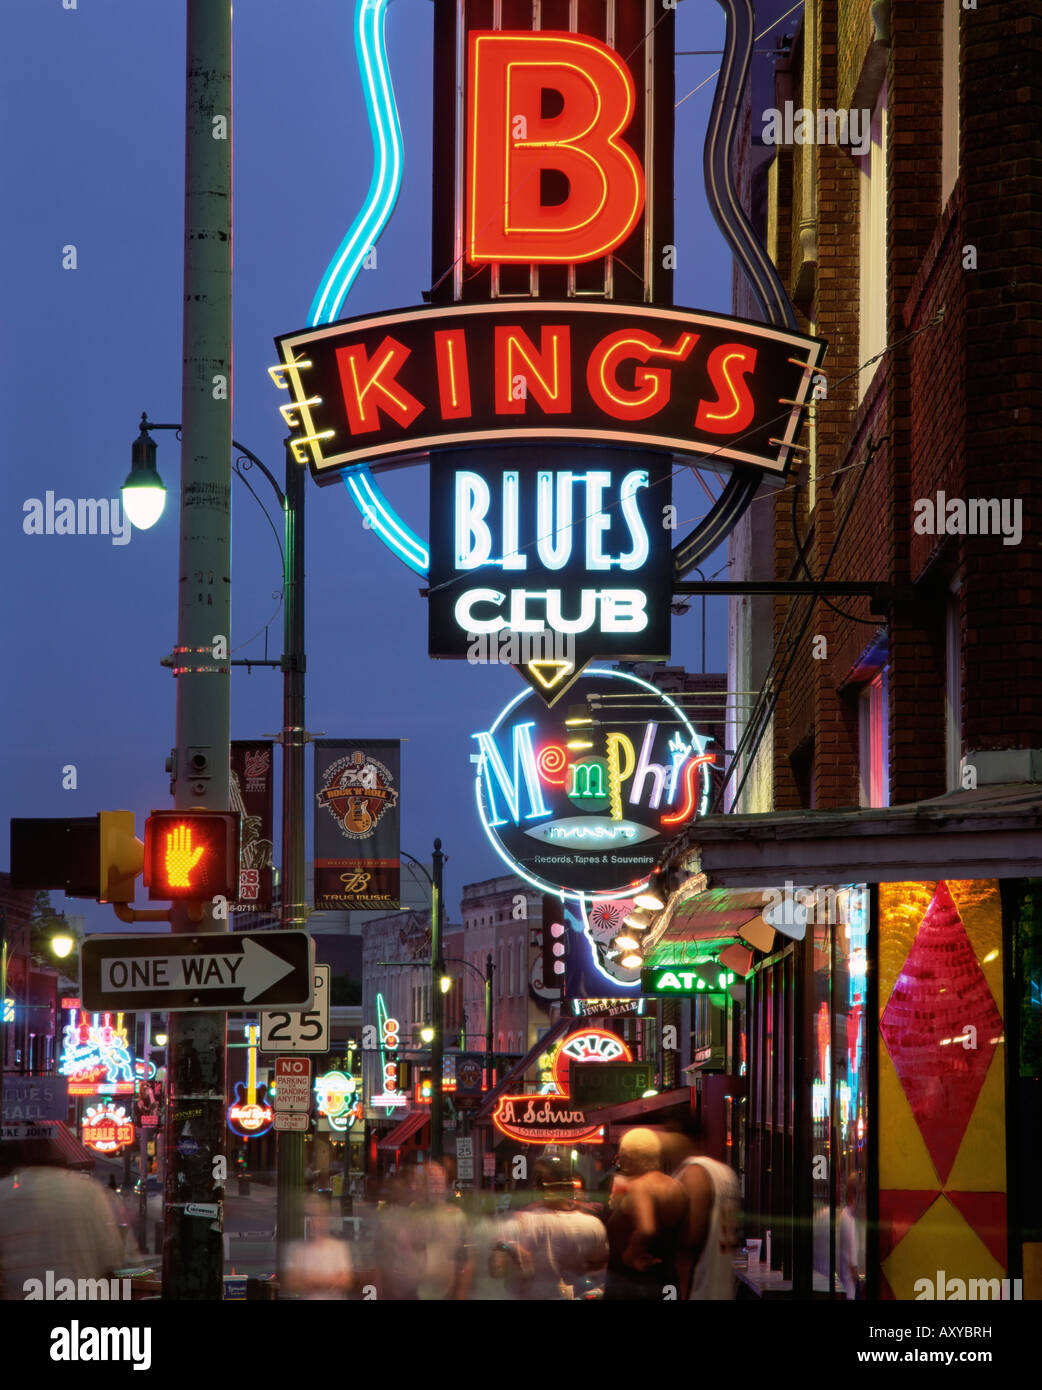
[2,1,772,932]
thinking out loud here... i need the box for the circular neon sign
[473,668,713,900]
[551,1027,634,1096]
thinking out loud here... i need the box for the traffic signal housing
[143,809,240,901]
[541,895,566,995]
[10,811,144,902]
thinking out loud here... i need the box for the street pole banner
[314,739,401,910]
[230,741,274,915]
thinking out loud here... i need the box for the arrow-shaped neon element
[526,659,574,691]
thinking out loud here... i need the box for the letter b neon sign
[466,32,645,265]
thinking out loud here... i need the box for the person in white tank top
[663,1123,741,1300]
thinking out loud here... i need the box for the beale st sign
[271,2,822,891]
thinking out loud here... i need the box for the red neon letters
[494,325,572,415]
[587,329,698,421]
[694,344,759,435]
[332,320,765,443]
[466,32,645,264]
[335,337,423,434]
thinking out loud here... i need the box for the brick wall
[751,0,1041,810]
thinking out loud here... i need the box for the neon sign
[550,1028,633,1098]
[473,668,713,899]
[315,1071,363,1132]
[372,995,407,1112]
[466,31,644,265]
[60,1009,135,1097]
[227,1025,273,1139]
[641,965,737,996]
[83,1102,134,1154]
[493,1094,603,1146]
[273,303,823,484]
[273,0,822,676]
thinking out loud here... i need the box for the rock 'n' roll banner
[314,740,401,911]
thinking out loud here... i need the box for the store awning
[376,1110,429,1152]
[671,783,1042,887]
[591,1087,696,1141]
[0,1121,94,1170]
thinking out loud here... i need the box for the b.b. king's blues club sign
[270,0,823,903]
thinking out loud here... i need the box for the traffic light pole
[276,436,308,1271]
[430,840,445,1165]
[485,952,494,1090]
[161,0,233,1303]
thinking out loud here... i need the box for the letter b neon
[466,32,645,264]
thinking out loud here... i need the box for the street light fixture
[50,933,75,959]
[153,1032,168,1049]
[420,1026,435,1044]
[121,419,168,530]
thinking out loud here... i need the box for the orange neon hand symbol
[164,824,206,886]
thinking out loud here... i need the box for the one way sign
[81,931,313,1012]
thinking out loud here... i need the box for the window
[941,0,961,205]
[945,594,963,789]
[858,669,890,808]
[858,83,888,397]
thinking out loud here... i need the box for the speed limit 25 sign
[261,964,330,1052]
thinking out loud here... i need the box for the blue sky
[1,0,772,930]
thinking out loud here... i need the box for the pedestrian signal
[10,811,144,903]
[143,810,240,901]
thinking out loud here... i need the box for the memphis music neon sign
[473,667,713,900]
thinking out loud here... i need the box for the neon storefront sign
[316,1071,363,1132]
[82,1102,134,1154]
[269,1,824,707]
[60,1009,135,1097]
[492,1094,603,1146]
[551,1028,633,1098]
[473,668,713,900]
[227,1025,273,1139]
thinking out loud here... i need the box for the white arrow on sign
[100,937,295,1003]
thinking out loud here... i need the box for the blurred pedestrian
[369,1165,473,1299]
[0,1140,125,1299]
[661,1115,741,1299]
[281,1195,352,1299]
[602,1128,688,1301]
[492,1155,608,1299]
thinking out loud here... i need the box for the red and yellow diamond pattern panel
[877,880,1007,1300]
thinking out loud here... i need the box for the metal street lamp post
[130,418,309,1271]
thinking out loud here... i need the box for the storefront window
[833,887,869,1299]
[812,909,831,1289]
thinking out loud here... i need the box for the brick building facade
[651,0,1042,1300]
[727,0,1039,815]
